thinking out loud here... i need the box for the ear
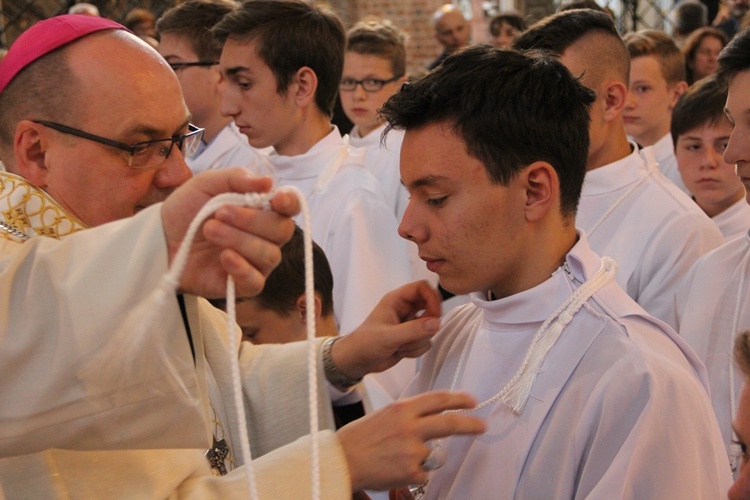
[602,80,628,122]
[12,120,50,188]
[667,81,689,110]
[522,161,558,222]
[292,66,318,109]
[295,292,323,324]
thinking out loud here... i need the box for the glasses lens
[340,79,356,91]
[127,141,169,169]
[182,128,204,158]
[362,79,384,92]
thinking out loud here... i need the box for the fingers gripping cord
[82,187,321,500]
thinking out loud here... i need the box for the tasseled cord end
[500,257,617,415]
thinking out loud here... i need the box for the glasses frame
[33,120,204,168]
[168,61,219,71]
[339,74,404,93]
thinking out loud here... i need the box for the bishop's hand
[161,168,299,298]
[331,281,442,381]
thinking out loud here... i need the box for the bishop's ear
[523,161,558,222]
[12,120,50,188]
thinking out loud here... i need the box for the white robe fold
[677,229,750,461]
[269,127,414,403]
[0,192,350,498]
[187,122,270,176]
[577,144,723,329]
[402,232,730,498]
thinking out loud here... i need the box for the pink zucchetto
[0,14,127,94]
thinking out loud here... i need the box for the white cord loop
[79,186,321,500]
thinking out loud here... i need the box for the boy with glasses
[157,0,268,175]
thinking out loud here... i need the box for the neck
[491,221,578,299]
[634,126,669,148]
[316,315,339,338]
[274,110,333,157]
[356,121,384,138]
[587,121,633,171]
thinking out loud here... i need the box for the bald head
[0,29,183,169]
[433,4,470,52]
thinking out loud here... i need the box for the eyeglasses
[33,120,204,169]
[339,74,403,92]
[168,61,219,71]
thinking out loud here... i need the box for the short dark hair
[684,27,729,84]
[672,0,708,37]
[157,0,239,61]
[717,27,750,88]
[381,45,595,218]
[558,0,605,12]
[489,11,526,36]
[212,0,345,117]
[346,18,407,78]
[624,30,686,84]
[515,8,618,54]
[514,9,629,85]
[671,75,727,145]
[211,225,334,317]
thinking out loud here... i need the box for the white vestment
[577,144,723,329]
[187,122,270,176]
[652,132,690,194]
[0,172,350,497]
[401,233,731,498]
[349,124,437,286]
[677,229,750,463]
[713,197,750,241]
[268,127,413,402]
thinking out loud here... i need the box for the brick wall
[328,0,493,77]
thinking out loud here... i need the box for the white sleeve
[0,204,206,456]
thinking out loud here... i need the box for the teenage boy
[341,18,409,220]
[623,30,689,193]
[515,9,723,330]
[672,76,750,240]
[212,0,413,400]
[383,44,729,499]
[677,28,750,478]
[341,19,436,288]
[157,0,267,175]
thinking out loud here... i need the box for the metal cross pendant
[205,437,230,476]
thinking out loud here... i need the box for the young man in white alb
[672,75,750,240]
[623,29,689,193]
[213,0,414,401]
[515,10,724,330]
[677,29,750,479]
[382,44,729,499]
[157,0,268,175]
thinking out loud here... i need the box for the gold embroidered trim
[0,171,86,241]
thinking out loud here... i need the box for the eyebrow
[407,175,451,190]
[224,66,249,77]
[128,117,192,140]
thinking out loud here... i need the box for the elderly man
[0,15,484,498]
[427,4,470,70]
